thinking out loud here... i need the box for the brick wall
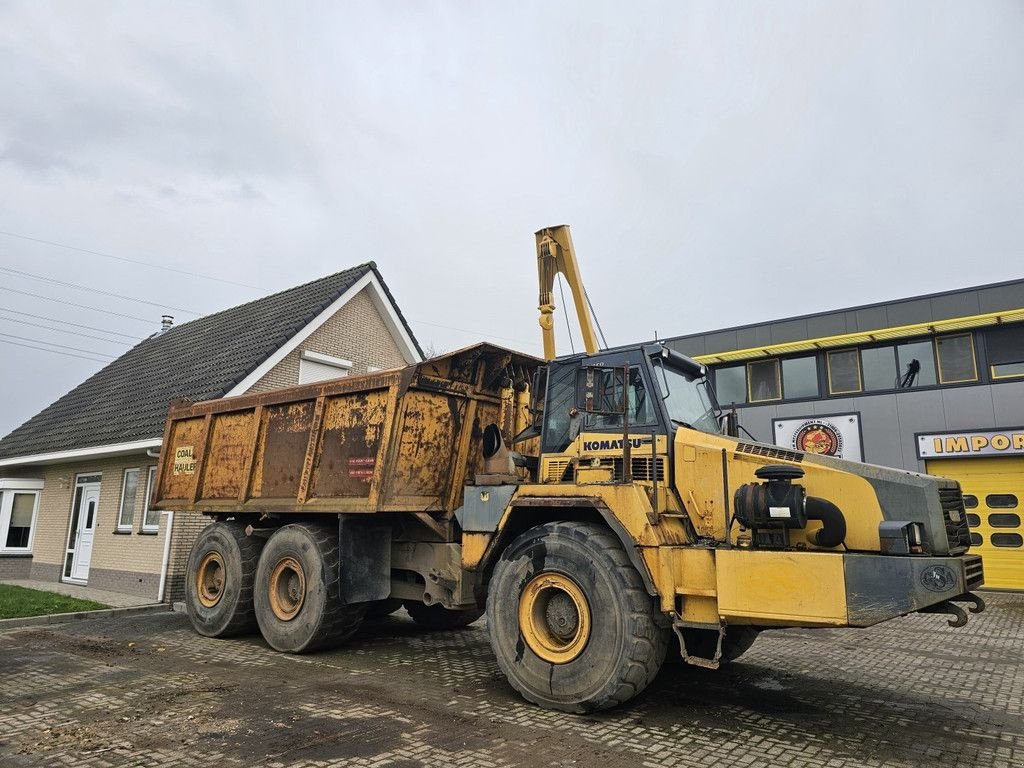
[165,510,211,604]
[248,287,408,392]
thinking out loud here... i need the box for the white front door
[65,483,100,583]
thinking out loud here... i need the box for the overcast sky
[1,1,1022,438]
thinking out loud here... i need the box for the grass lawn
[0,584,109,619]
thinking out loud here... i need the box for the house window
[747,360,781,403]
[0,479,43,553]
[936,333,977,384]
[714,365,746,406]
[298,350,353,384]
[142,467,160,532]
[861,346,897,391]
[896,340,937,387]
[118,468,140,531]
[827,349,862,394]
[781,356,819,399]
[986,325,1024,380]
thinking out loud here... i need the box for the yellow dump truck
[153,226,985,713]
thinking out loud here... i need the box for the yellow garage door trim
[927,457,1024,591]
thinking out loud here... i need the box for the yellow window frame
[826,349,862,395]
[935,333,978,384]
[746,359,781,403]
[991,362,1024,380]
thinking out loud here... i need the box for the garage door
[927,457,1024,590]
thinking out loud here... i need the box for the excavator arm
[535,225,600,360]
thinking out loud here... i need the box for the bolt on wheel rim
[196,552,226,608]
[519,572,591,664]
[269,557,306,621]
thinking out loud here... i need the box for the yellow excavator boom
[535,225,600,360]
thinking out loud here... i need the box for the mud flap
[338,516,391,603]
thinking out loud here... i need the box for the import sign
[917,428,1024,459]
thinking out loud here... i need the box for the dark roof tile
[0,263,420,460]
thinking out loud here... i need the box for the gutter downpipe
[157,510,174,604]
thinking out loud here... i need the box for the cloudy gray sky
[1,1,1022,437]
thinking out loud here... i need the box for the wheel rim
[519,572,591,664]
[268,556,306,621]
[196,551,226,608]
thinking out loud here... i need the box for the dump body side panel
[151,343,541,517]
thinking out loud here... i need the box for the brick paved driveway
[1,593,1022,768]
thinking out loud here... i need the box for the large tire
[404,601,484,630]
[254,523,366,653]
[677,626,761,664]
[486,521,669,713]
[185,521,263,638]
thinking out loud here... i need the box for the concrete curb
[0,603,172,630]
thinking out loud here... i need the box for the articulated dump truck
[153,342,985,713]
[153,229,984,713]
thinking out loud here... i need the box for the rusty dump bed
[152,343,540,516]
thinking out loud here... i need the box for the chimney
[160,315,174,333]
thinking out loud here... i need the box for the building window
[0,480,43,553]
[827,349,862,395]
[298,350,353,384]
[935,333,977,384]
[860,346,898,391]
[986,325,1024,380]
[781,356,818,399]
[714,365,746,406]
[896,340,937,387]
[118,469,140,531]
[142,467,160,532]
[747,360,781,402]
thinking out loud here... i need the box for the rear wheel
[486,521,669,713]
[403,601,483,630]
[185,522,263,638]
[254,523,366,653]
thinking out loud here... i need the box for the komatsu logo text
[582,438,644,451]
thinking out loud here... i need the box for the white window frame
[0,478,44,554]
[118,468,141,532]
[298,350,353,384]
[141,466,159,533]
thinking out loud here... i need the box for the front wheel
[486,521,669,713]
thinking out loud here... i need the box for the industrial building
[667,278,1024,590]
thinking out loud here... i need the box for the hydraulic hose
[805,497,847,548]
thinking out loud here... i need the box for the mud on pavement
[1,594,1023,768]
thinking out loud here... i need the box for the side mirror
[576,366,626,415]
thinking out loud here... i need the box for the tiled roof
[0,263,421,460]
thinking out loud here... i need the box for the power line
[0,265,202,316]
[0,331,118,358]
[0,229,260,290]
[0,337,115,364]
[0,307,142,339]
[0,315,136,346]
[0,286,155,323]
[407,317,534,347]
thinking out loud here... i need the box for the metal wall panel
[992,381,1024,425]
[853,306,889,333]
[885,298,932,328]
[930,291,980,320]
[940,387,997,431]
[854,394,903,468]
[890,389,944,471]
[770,319,810,345]
[977,283,1024,313]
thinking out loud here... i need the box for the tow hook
[919,592,985,628]
[951,592,986,616]
[920,601,968,627]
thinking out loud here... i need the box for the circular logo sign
[793,421,843,457]
[920,565,958,593]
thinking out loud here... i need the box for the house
[0,263,422,602]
